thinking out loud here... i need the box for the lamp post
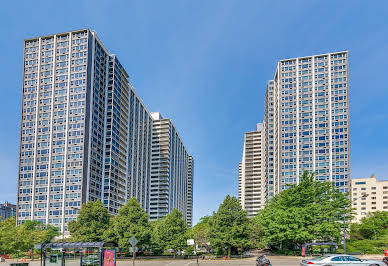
[343,193,368,254]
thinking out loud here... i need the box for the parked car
[300,254,385,266]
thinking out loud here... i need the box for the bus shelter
[35,242,117,266]
[301,242,338,257]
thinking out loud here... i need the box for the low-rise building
[351,174,388,222]
[0,202,16,220]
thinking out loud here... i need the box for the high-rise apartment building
[351,174,388,222]
[18,29,153,233]
[186,155,194,226]
[238,123,264,217]
[263,51,350,200]
[149,112,193,226]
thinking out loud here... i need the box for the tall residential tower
[264,51,350,200]
[149,112,193,226]
[238,123,264,217]
[239,52,349,213]
[17,29,171,233]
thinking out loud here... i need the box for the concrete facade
[18,29,183,234]
[149,112,193,226]
[0,202,16,221]
[351,174,388,222]
[263,52,350,201]
[238,123,264,217]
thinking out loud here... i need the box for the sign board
[103,249,115,266]
[129,247,138,253]
[187,239,195,246]
[129,236,138,247]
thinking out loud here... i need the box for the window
[371,187,376,190]
[331,257,344,261]
[345,256,361,262]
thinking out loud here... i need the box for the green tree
[150,219,165,255]
[103,197,151,249]
[357,211,388,240]
[0,217,18,254]
[248,216,264,248]
[256,171,350,250]
[208,195,250,258]
[0,217,58,255]
[188,216,211,252]
[68,200,110,242]
[151,209,188,257]
[17,220,59,257]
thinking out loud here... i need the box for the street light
[343,193,369,254]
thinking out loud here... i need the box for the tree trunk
[228,247,231,259]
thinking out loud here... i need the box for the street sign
[187,239,195,246]
[129,247,138,253]
[129,236,138,247]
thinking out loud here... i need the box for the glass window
[331,256,344,261]
[345,256,362,262]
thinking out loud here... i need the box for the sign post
[129,236,138,266]
[187,239,199,266]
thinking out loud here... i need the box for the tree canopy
[188,216,210,251]
[208,195,250,258]
[0,217,58,255]
[351,211,388,240]
[68,200,110,242]
[103,197,151,249]
[151,209,188,255]
[256,171,351,249]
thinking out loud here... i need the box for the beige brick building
[351,174,388,222]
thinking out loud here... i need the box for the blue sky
[0,1,388,225]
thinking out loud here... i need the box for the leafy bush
[341,239,387,254]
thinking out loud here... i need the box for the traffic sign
[129,247,138,253]
[187,239,195,246]
[129,236,138,247]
